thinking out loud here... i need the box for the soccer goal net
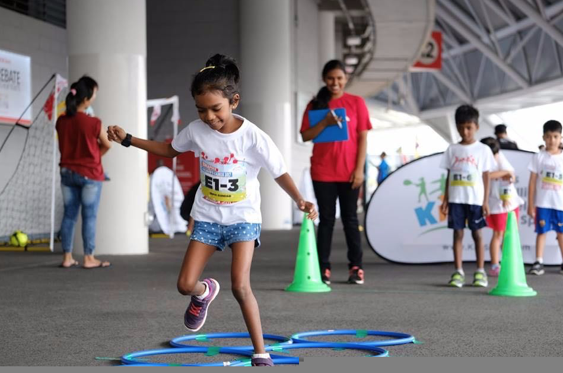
[0,74,67,249]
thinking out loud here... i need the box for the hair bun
[205,54,239,83]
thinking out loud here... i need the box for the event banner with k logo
[365,150,562,265]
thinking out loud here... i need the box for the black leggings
[312,181,362,271]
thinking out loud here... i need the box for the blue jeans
[60,168,102,255]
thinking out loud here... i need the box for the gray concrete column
[239,0,293,230]
[67,0,148,254]
[318,11,336,66]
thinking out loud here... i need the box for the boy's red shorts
[486,207,520,232]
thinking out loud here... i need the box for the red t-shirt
[300,93,372,182]
[56,112,105,181]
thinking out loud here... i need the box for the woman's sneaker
[251,357,274,366]
[347,266,364,284]
[321,268,331,285]
[528,262,544,275]
[184,278,220,332]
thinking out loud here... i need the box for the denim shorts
[190,221,261,251]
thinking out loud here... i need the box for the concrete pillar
[239,0,293,230]
[67,0,148,254]
[318,11,336,66]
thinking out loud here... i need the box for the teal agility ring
[291,329,415,347]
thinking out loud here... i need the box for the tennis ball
[10,230,28,247]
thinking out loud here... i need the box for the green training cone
[489,211,537,297]
[285,214,331,293]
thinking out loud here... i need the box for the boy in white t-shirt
[480,137,524,277]
[440,105,495,288]
[528,120,563,275]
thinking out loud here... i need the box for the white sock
[537,257,544,264]
[456,268,464,276]
[195,282,209,299]
[476,268,485,274]
[252,353,271,359]
[491,264,500,270]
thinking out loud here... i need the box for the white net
[0,78,65,242]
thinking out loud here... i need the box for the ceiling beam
[436,6,529,88]
[443,1,563,58]
[510,0,563,49]
[432,70,472,103]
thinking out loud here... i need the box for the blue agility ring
[121,346,299,366]
[256,341,388,359]
[170,332,291,350]
[291,329,415,347]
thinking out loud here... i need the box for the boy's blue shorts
[535,207,563,234]
[447,203,486,231]
[190,221,261,251]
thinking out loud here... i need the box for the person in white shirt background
[527,120,563,276]
[440,105,495,289]
[479,137,524,277]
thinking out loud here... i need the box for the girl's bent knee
[231,284,252,302]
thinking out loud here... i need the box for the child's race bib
[541,169,563,190]
[499,180,513,201]
[200,153,247,205]
[450,170,477,187]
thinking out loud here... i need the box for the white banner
[365,150,563,265]
[0,49,31,125]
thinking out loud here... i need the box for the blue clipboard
[308,108,349,143]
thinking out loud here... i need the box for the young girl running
[107,54,317,366]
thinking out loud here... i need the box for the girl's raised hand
[298,200,318,220]
[107,125,127,143]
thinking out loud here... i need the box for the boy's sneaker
[321,268,331,285]
[528,262,544,275]
[448,271,465,288]
[347,266,364,284]
[184,278,220,332]
[488,266,501,277]
[472,271,488,287]
[251,357,274,366]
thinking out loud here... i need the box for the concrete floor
[1,222,563,366]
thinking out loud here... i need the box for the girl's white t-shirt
[489,151,524,214]
[171,114,287,225]
[440,141,495,205]
[528,150,563,211]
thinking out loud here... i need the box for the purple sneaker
[184,278,220,332]
[251,357,274,366]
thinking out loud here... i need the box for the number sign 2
[412,31,442,71]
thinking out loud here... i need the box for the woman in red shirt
[56,76,112,268]
[300,60,372,285]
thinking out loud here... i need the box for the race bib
[541,169,563,190]
[451,171,476,187]
[200,155,246,205]
[499,180,513,201]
